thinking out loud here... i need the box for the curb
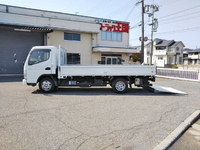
[153,110,200,150]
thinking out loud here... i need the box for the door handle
[45,67,51,70]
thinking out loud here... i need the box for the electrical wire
[159,0,180,6]
[84,0,110,15]
[154,27,200,35]
[130,26,200,41]
[130,21,141,29]
[159,4,200,19]
[124,4,137,21]
[159,15,200,25]
[159,10,200,22]
[104,0,135,18]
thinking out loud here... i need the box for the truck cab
[23,46,58,86]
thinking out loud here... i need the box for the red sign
[144,37,148,41]
[100,22,129,33]
[139,36,148,42]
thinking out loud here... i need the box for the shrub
[132,55,141,62]
[172,64,178,69]
[165,64,178,69]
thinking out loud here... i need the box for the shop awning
[93,46,139,54]
[0,24,53,33]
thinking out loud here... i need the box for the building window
[64,33,81,41]
[101,31,122,41]
[176,47,179,51]
[158,57,163,60]
[101,54,122,65]
[67,53,80,64]
[156,46,166,50]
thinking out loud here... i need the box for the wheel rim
[115,81,126,91]
[41,80,52,91]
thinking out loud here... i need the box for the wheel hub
[41,80,52,91]
[115,81,125,91]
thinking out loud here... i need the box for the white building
[0,4,138,74]
[138,38,185,67]
[183,48,200,65]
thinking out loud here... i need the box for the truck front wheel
[112,78,128,93]
[39,77,55,93]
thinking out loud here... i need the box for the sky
[0,0,200,49]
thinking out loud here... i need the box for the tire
[112,78,128,93]
[39,77,55,93]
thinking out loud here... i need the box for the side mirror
[14,53,17,63]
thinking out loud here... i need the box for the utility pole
[150,8,154,65]
[141,0,144,64]
[136,0,158,65]
[145,4,159,65]
[136,0,144,64]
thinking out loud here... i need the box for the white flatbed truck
[22,46,156,93]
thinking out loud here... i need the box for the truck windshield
[28,49,50,65]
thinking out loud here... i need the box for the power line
[154,27,200,35]
[130,26,200,41]
[159,15,200,25]
[124,4,137,21]
[159,0,174,4]
[159,0,180,6]
[130,21,141,29]
[84,0,110,15]
[104,0,134,18]
[153,27,200,36]
[159,4,200,19]
[159,10,200,22]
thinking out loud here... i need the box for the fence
[156,68,200,81]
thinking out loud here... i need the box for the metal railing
[157,68,200,81]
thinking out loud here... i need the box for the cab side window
[28,49,50,65]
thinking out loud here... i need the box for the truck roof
[31,46,57,49]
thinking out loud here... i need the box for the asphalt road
[0,76,200,150]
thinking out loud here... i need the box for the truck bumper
[22,79,27,85]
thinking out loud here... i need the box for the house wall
[175,43,184,64]
[0,5,100,33]
[144,43,151,64]
[47,30,93,64]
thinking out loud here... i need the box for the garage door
[0,29,44,74]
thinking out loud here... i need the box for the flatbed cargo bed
[59,64,156,78]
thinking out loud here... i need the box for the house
[183,48,200,65]
[137,38,185,67]
[0,4,139,74]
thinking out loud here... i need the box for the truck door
[26,49,52,83]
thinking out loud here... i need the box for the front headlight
[24,70,27,80]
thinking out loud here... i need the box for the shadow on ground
[32,87,185,96]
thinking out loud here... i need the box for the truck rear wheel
[112,78,128,93]
[39,77,55,93]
